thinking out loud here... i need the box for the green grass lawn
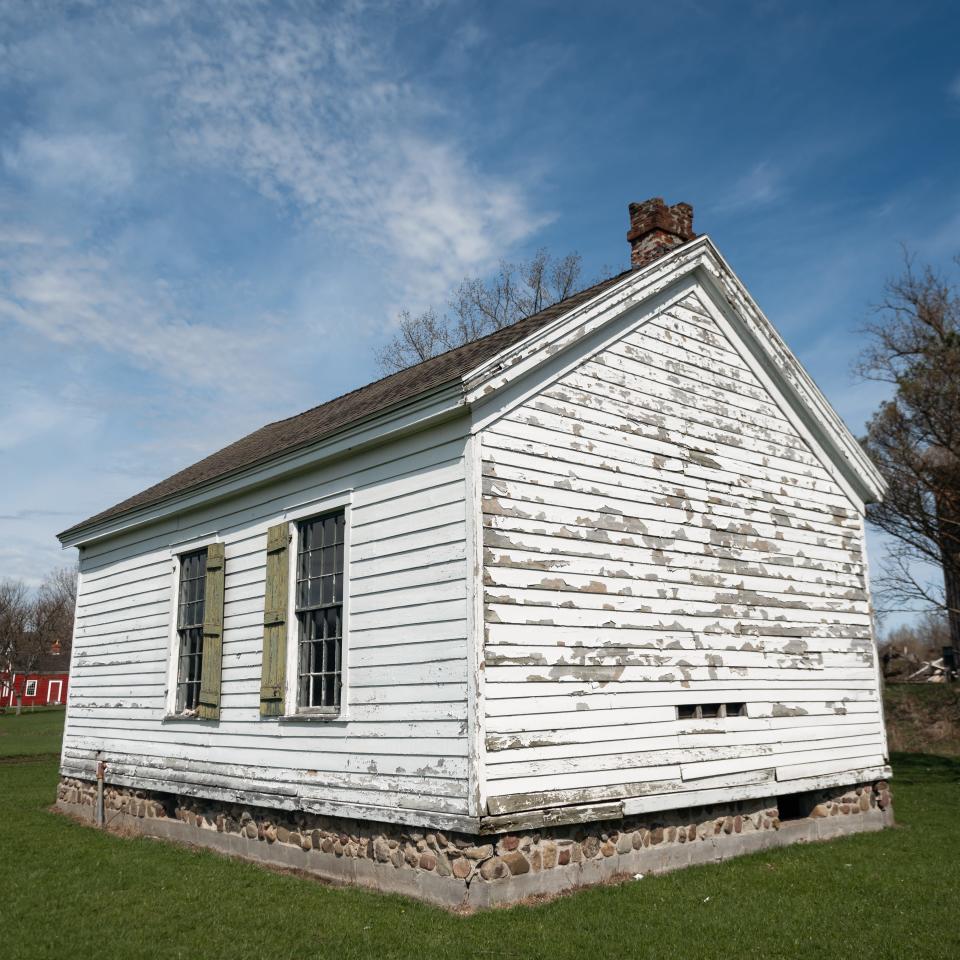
[0,705,65,757]
[2,712,959,959]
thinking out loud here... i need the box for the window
[295,510,345,713]
[24,679,38,697]
[175,548,207,714]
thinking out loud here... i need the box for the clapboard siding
[479,288,887,812]
[63,423,473,826]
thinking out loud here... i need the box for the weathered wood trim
[60,565,85,770]
[620,763,892,816]
[60,760,479,833]
[60,383,467,549]
[468,276,698,438]
[478,800,624,834]
[693,251,885,502]
[463,432,488,817]
[858,511,891,763]
[463,238,884,504]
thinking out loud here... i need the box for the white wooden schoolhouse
[56,199,893,907]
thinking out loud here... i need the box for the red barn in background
[0,652,69,709]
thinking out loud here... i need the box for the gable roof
[59,234,888,546]
[58,269,631,541]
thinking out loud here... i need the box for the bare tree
[33,566,77,661]
[858,252,960,659]
[376,249,584,373]
[0,579,32,714]
[0,566,77,713]
[0,579,30,658]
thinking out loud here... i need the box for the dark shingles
[59,270,630,540]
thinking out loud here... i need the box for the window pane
[294,510,344,712]
[175,549,207,714]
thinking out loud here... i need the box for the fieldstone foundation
[56,778,893,909]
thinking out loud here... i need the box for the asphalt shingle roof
[59,270,631,541]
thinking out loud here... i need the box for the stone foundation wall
[56,778,893,909]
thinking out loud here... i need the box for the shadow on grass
[890,750,960,783]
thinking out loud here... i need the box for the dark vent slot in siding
[676,702,748,720]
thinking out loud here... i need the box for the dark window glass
[295,511,345,712]
[175,548,207,714]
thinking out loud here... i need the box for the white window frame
[24,679,38,698]
[282,490,352,721]
[163,532,222,719]
[48,679,62,704]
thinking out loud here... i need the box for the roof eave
[694,238,887,505]
[58,379,468,549]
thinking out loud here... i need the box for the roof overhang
[58,380,467,549]
[62,235,884,549]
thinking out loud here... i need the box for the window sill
[161,713,217,725]
[278,712,344,724]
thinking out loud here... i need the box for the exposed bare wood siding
[479,290,887,814]
[62,422,473,828]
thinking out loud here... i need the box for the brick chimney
[627,198,696,267]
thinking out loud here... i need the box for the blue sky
[1,0,958,626]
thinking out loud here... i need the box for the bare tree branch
[376,249,585,374]
[1,566,77,709]
[859,251,960,653]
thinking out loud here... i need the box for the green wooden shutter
[197,542,226,721]
[260,522,290,717]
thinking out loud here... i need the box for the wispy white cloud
[0,234,274,391]
[163,2,545,305]
[3,130,135,195]
[0,384,70,452]
[0,0,547,377]
[949,72,960,100]
[714,160,784,213]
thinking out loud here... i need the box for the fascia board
[695,240,887,503]
[463,239,712,403]
[59,381,467,549]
